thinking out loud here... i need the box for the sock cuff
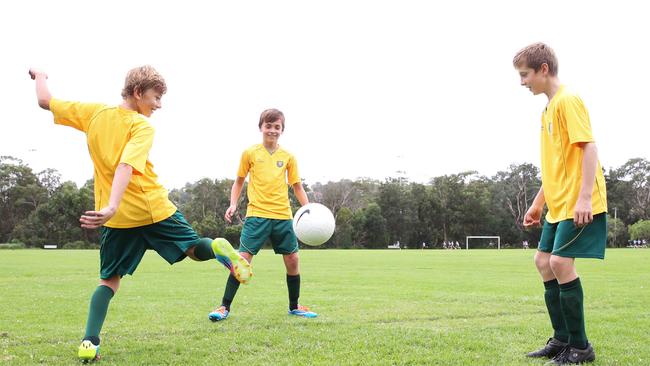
[559,277,581,290]
[543,278,559,289]
[98,285,115,297]
[83,335,101,346]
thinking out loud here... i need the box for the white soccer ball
[292,203,335,246]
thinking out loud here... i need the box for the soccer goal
[465,236,501,250]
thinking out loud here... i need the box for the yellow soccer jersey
[540,86,607,223]
[49,98,177,228]
[237,144,301,219]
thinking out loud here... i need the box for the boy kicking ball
[209,108,317,321]
[513,43,608,365]
[29,66,251,362]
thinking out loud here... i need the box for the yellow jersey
[237,144,301,219]
[540,86,607,223]
[50,98,177,228]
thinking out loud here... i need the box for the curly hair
[121,65,167,98]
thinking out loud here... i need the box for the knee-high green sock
[84,285,115,345]
[544,279,569,342]
[221,274,240,310]
[287,274,300,310]
[192,238,215,261]
[559,277,587,349]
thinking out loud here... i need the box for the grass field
[1,248,649,365]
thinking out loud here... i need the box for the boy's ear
[133,87,142,100]
[540,63,549,75]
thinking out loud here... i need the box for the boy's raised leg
[211,238,252,284]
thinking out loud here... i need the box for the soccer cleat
[78,340,100,363]
[527,337,569,358]
[208,305,229,322]
[288,305,318,318]
[211,238,252,284]
[545,343,595,365]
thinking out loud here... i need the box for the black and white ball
[292,203,335,246]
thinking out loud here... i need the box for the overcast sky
[2,0,648,189]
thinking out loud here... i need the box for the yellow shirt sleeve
[286,155,301,186]
[119,121,154,176]
[560,95,594,145]
[49,98,105,133]
[237,149,251,178]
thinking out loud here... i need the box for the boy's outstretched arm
[523,187,545,228]
[28,68,52,110]
[224,177,246,223]
[574,142,598,226]
[292,182,309,206]
[80,163,133,229]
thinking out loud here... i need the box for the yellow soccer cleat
[212,238,253,284]
[78,340,100,363]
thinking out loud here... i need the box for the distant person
[212,108,317,322]
[28,66,251,362]
[515,43,607,364]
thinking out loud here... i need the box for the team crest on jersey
[276,161,284,168]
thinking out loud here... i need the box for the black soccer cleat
[546,343,595,365]
[527,337,568,358]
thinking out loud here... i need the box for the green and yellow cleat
[78,340,100,363]
[212,238,252,284]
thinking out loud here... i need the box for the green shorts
[538,212,607,259]
[98,211,202,279]
[239,217,298,255]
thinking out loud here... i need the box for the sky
[2,0,648,189]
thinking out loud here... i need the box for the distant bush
[0,242,26,249]
[63,240,100,249]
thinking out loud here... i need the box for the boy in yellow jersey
[209,108,317,321]
[513,43,607,365]
[28,66,251,362]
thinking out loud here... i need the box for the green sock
[559,277,588,349]
[84,285,114,345]
[192,238,215,261]
[287,274,300,310]
[544,279,569,342]
[221,274,240,310]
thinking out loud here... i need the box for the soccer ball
[292,203,335,246]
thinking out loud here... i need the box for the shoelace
[212,306,227,315]
[297,305,311,311]
[552,346,571,363]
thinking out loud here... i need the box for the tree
[628,220,650,241]
[12,181,93,246]
[607,215,628,247]
[609,158,650,223]
[0,156,48,242]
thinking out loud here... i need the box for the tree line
[2,155,649,249]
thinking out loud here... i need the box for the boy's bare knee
[100,276,120,294]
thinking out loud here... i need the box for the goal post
[465,236,501,250]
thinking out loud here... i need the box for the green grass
[1,249,649,365]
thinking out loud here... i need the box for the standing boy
[513,43,607,365]
[209,108,317,321]
[29,66,252,362]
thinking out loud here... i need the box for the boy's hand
[523,205,543,229]
[224,204,237,224]
[28,68,48,80]
[80,206,117,229]
[574,196,593,227]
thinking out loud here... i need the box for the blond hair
[121,65,167,98]
[258,108,285,130]
[513,42,558,76]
